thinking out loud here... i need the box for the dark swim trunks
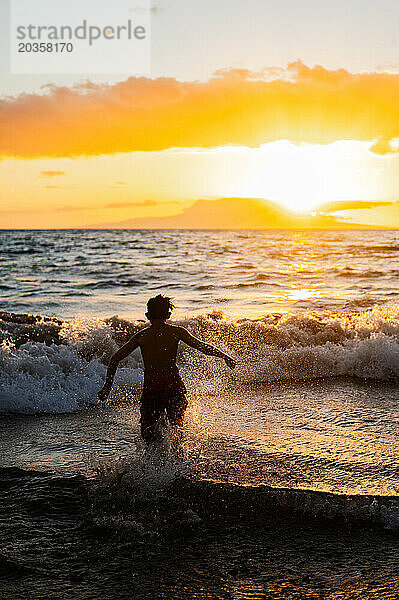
[139,369,188,444]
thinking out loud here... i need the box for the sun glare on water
[287,288,326,301]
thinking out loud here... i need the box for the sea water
[1,229,399,599]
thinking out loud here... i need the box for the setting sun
[252,141,365,214]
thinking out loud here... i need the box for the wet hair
[146,294,175,320]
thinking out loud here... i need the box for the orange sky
[2,62,399,228]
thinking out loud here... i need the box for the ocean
[1,228,399,599]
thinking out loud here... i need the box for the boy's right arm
[98,334,140,401]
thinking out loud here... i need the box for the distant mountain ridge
[89,197,379,229]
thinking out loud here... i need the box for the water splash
[89,424,204,539]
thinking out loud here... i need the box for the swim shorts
[139,371,188,444]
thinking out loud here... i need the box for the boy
[98,295,236,444]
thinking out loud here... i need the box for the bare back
[98,317,235,404]
[137,323,181,381]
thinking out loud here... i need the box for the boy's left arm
[98,334,140,401]
[177,327,236,369]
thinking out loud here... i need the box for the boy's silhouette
[98,295,236,444]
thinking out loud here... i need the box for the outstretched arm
[178,327,236,369]
[98,334,140,401]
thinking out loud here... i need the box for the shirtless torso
[98,320,235,444]
[136,323,182,382]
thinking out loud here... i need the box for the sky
[2,0,399,228]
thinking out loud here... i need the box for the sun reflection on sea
[286,288,326,302]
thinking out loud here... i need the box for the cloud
[106,200,158,208]
[39,170,66,177]
[0,199,162,214]
[320,200,393,212]
[0,204,93,214]
[3,62,399,158]
[368,138,399,155]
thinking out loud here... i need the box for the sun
[240,140,371,214]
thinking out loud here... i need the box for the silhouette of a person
[98,295,236,444]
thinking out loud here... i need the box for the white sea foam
[2,304,399,413]
[0,340,105,413]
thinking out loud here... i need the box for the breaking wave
[2,302,399,413]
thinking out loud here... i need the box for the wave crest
[2,303,399,413]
